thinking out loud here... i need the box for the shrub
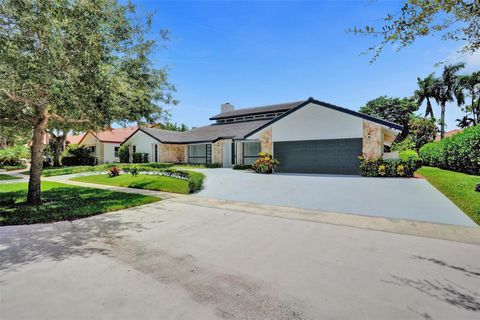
[0,196,16,206]
[118,145,129,163]
[205,163,221,168]
[419,125,480,175]
[391,137,415,152]
[62,145,96,166]
[107,166,120,177]
[0,164,27,171]
[232,164,252,170]
[251,152,279,174]
[399,149,421,161]
[0,146,29,165]
[185,171,205,193]
[159,168,204,193]
[130,167,139,177]
[359,157,422,177]
[476,184,480,193]
[132,152,148,163]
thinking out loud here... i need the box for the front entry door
[223,142,232,167]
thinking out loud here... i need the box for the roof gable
[244,98,402,138]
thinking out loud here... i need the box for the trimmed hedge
[419,125,480,175]
[61,155,96,166]
[132,152,149,163]
[359,157,422,177]
[232,164,252,170]
[0,164,28,171]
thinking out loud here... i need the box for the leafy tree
[0,125,31,148]
[156,122,189,132]
[0,0,175,204]
[350,0,480,62]
[432,63,465,139]
[409,116,438,150]
[457,71,480,127]
[415,74,438,118]
[359,96,419,141]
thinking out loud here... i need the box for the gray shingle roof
[137,120,270,144]
[181,120,270,142]
[123,98,403,146]
[209,100,304,120]
[140,127,184,143]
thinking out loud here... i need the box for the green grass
[0,164,28,171]
[0,174,21,180]
[416,166,480,226]
[0,181,159,226]
[71,174,191,194]
[20,162,220,177]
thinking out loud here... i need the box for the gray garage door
[274,138,362,175]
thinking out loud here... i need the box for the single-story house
[121,98,401,174]
[78,126,138,164]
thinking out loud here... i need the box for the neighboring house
[77,127,138,164]
[122,98,401,174]
[66,134,84,145]
[435,128,462,141]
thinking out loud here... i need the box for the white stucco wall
[249,103,364,142]
[122,130,158,162]
[103,142,120,163]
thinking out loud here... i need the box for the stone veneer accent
[212,140,224,165]
[362,120,383,160]
[260,128,273,154]
[159,144,186,163]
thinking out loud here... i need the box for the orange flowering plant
[251,152,279,174]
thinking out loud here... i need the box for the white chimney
[221,103,234,113]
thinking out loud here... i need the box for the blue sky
[135,0,480,130]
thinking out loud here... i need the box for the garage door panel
[274,138,362,174]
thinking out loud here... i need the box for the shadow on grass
[0,185,159,225]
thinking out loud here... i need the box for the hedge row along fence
[419,125,480,175]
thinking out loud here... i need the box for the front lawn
[71,174,192,194]
[0,181,159,226]
[20,163,219,177]
[416,166,480,226]
[0,174,21,180]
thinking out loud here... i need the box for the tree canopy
[351,0,480,62]
[0,0,176,204]
[359,96,419,140]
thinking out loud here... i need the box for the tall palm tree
[458,71,480,126]
[432,63,465,139]
[415,73,437,118]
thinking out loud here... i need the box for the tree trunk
[425,98,434,118]
[52,134,66,167]
[440,102,446,139]
[27,114,48,205]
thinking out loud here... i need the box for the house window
[132,145,136,153]
[154,144,158,162]
[114,147,119,158]
[188,144,212,164]
[89,146,96,154]
[243,141,261,165]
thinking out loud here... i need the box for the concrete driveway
[195,169,476,227]
[1,198,479,320]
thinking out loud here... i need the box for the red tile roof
[66,134,84,144]
[91,126,139,143]
[435,129,462,141]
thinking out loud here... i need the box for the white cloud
[447,46,480,71]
